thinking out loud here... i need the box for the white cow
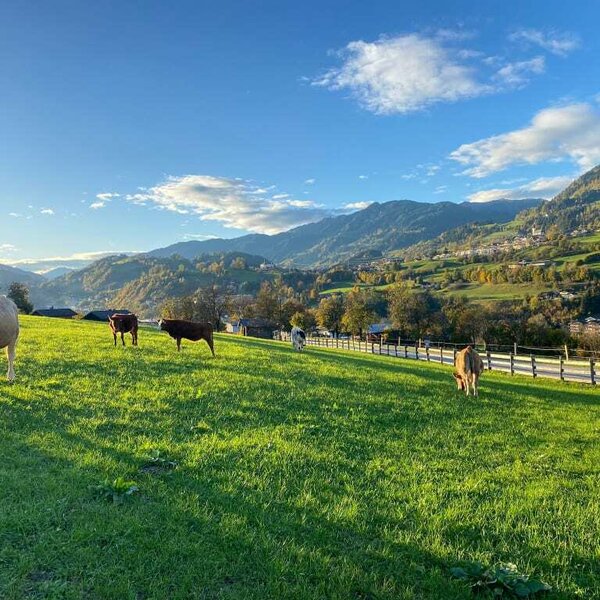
[0,296,19,381]
[290,326,306,352]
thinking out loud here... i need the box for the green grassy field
[439,282,553,301]
[1,317,599,599]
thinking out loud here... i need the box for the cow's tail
[466,347,474,376]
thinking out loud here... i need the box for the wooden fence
[293,336,596,385]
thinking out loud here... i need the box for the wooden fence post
[559,355,564,381]
[426,347,430,362]
[509,353,514,376]
[531,355,537,378]
[486,350,492,371]
[590,359,596,385]
[404,345,408,359]
[415,345,419,361]
[439,348,444,364]
[453,348,457,366]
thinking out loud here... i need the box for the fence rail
[290,335,596,385]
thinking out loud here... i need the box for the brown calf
[453,345,484,396]
[109,313,139,347]
[158,319,215,356]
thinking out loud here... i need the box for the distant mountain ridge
[148,197,543,267]
[400,164,600,258]
[0,264,45,292]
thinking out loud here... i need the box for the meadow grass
[1,317,599,599]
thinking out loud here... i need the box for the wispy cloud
[0,244,16,251]
[358,175,368,180]
[312,33,492,114]
[509,28,580,57]
[125,175,331,235]
[450,102,600,177]
[40,208,54,215]
[182,234,219,241]
[468,175,572,202]
[304,178,316,185]
[342,201,373,211]
[494,56,545,87]
[311,31,555,114]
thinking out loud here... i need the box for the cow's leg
[465,375,471,396]
[131,331,137,346]
[206,335,216,357]
[113,332,117,347]
[177,338,181,352]
[121,332,125,346]
[472,374,479,397]
[6,341,16,382]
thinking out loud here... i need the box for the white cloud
[0,244,17,257]
[434,185,448,194]
[40,208,54,215]
[8,212,22,218]
[304,178,316,185]
[509,28,580,57]
[494,56,545,87]
[9,250,137,265]
[342,201,373,211]
[96,192,120,200]
[313,33,492,114]
[125,175,331,235]
[468,175,572,202]
[90,201,106,210]
[271,193,290,200]
[182,234,219,241]
[6,251,139,272]
[450,102,600,177]
[358,175,368,180]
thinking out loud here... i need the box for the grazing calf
[453,345,485,396]
[158,319,215,356]
[109,313,139,346]
[290,326,306,351]
[0,296,19,381]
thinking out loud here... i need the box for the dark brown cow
[158,319,215,356]
[109,313,139,347]
[453,345,484,396]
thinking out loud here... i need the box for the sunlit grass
[0,317,598,599]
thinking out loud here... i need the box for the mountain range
[148,198,543,267]
[3,164,600,313]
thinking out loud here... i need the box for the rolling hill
[148,198,542,267]
[30,252,274,314]
[0,263,45,292]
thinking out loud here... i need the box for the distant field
[320,281,395,295]
[1,317,599,599]
[440,282,552,301]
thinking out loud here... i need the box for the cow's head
[157,319,165,331]
[452,371,466,391]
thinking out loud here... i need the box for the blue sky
[1,0,599,270]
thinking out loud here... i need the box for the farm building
[569,316,600,336]
[231,318,277,339]
[31,307,78,319]
[83,309,131,322]
[366,322,398,343]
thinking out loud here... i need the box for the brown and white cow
[0,296,19,381]
[453,345,485,396]
[109,313,139,347]
[158,319,215,356]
